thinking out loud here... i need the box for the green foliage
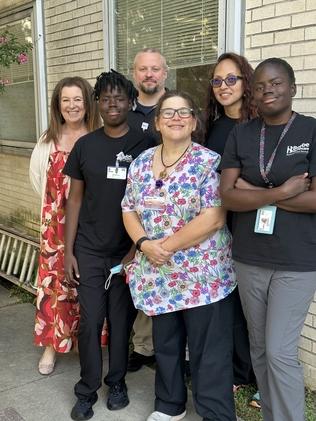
[0,29,32,93]
[9,284,35,304]
[234,385,316,421]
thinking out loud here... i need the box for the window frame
[102,0,244,70]
[0,0,47,150]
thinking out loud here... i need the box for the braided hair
[93,69,138,105]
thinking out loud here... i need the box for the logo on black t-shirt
[286,142,310,156]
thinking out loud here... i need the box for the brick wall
[44,0,104,97]
[245,0,316,390]
[245,0,316,117]
[0,153,40,239]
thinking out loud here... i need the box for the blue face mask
[110,264,123,274]
[104,264,123,290]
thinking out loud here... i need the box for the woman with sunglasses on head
[205,52,258,400]
[122,90,237,421]
[220,58,316,421]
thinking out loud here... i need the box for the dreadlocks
[93,69,138,105]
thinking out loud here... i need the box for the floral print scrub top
[122,142,236,316]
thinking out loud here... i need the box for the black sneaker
[70,394,98,421]
[107,381,129,410]
[127,351,156,372]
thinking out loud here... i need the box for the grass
[234,385,316,421]
[9,284,35,304]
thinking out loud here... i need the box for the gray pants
[235,261,316,421]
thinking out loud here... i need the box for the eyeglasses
[210,75,243,88]
[160,107,194,119]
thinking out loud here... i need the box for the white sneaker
[146,410,186,421]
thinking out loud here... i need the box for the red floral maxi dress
[34,147,79,352]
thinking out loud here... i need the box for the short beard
[138,83,159,95]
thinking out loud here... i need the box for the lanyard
[259,112,296,187]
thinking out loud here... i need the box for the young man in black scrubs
[63,70,155,421]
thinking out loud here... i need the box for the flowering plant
[0,29,32,93]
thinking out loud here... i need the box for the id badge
[144,195,165,211]
[254,205,277,235]
[107,166,127,180]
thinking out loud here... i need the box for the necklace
[159,143,191,179]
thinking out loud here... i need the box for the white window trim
[103,0,244,68]
[33,0,48,138]
[103,0,116,70]
[0,0,48,146]
[223,0,244,55]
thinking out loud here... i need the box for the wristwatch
[136,236,149,251]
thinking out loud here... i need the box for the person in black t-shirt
[220,58,316,421]
[63,70,154,421]
[128,48,168,144]
[205,53,257,397]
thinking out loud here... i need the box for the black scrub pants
[231,287,255,386]
[74,249,137,400]
[152,292,236,421]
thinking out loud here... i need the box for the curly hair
[205,52,257,139]
[93,69,138,104]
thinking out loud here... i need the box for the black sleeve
[219,125,241,170]
[63,140,84,180]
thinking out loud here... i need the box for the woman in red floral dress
[30,77,100,374]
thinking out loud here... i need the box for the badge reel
[104,264,123,290]
[107,151,133,180]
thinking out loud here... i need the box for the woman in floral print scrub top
[122,91,237,421]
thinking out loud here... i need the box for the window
[114,0,220,109]
[0,14,36,142]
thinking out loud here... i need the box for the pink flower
[17,52,28,64]
[0,36,7,44]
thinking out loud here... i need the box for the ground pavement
[0,284,242,421]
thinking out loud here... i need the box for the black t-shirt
[205,115,238,232]
[63,127,155,257]
[205,115,237,157]
[221,113,316,271]
[127,101,160,144]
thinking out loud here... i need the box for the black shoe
[127,351,155,372]
[107,381,129,410]
[70,394,98,421]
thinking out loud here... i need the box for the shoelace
[110,383,124,396]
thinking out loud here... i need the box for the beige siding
[245,0,316,390]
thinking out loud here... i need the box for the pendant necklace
[158,143,191,180]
